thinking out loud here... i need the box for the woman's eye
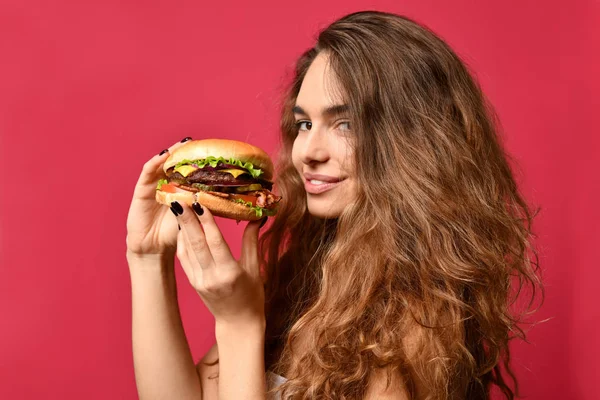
[295,121,312,131]
[337,121,351,131]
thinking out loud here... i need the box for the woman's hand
[125,137,192,262]
[172,200,267,326]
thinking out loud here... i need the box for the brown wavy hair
[258,10,543,400]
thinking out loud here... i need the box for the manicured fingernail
[159,148,168,156]
[192,202,204,216]
[170,206,179,216]
[171,201,183,215]
[180,136,192,143]
[259,217,268,228]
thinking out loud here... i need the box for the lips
[303,172,343,183]
[304,177,346,194]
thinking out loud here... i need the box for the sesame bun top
[163,139,274,181]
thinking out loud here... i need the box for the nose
[299,126,329,165]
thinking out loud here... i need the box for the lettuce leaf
[174,156,263,178]
[156,178,168,190]
[231,198,278,218]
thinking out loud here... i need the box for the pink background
[1,0,598,398]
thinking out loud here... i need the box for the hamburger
[156,139,282,221]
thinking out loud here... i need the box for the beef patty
[166,167,273,190]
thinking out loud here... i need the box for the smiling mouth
[304,178,346,194]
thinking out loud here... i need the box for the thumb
[240,217,267,266]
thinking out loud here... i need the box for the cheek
[337,144,356,175]
[291,137,302,169]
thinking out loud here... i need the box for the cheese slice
[174,165,198,177]
[174,165,249,179]
[220,168,249,178]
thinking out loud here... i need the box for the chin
[306,201,345,219]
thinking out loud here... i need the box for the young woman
[126,11,542,400]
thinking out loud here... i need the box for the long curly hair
[258,10,543,400]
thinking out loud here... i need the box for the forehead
[296,53,346,113]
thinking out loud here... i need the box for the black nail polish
[180,136,192,143]
[260,217,268,228]
[159,148,168,156]
[171,201,183,215]
[170,206,179,216]
[192,202,204,216]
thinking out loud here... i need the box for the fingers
[176,227,203,286]
[240,218,266,270]
[132,137,193,199]
[176,228,193,275]
[132,152,168,199]
[172,201,217,270]
[187,200,235,264]
[172,198,263,277]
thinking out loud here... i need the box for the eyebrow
[292,104,349,118]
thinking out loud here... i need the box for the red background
[1,1,598,398]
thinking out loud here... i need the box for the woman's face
[292,53,358,219]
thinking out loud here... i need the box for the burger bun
[163,139,274,181]
[156,189,265,221]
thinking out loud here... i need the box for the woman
[126,10,542,400]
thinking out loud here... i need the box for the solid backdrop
[0,0,598,399]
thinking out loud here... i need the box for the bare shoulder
[196,343,219,399]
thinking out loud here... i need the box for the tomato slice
[159,184,192,194]
[159,184,177,193]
